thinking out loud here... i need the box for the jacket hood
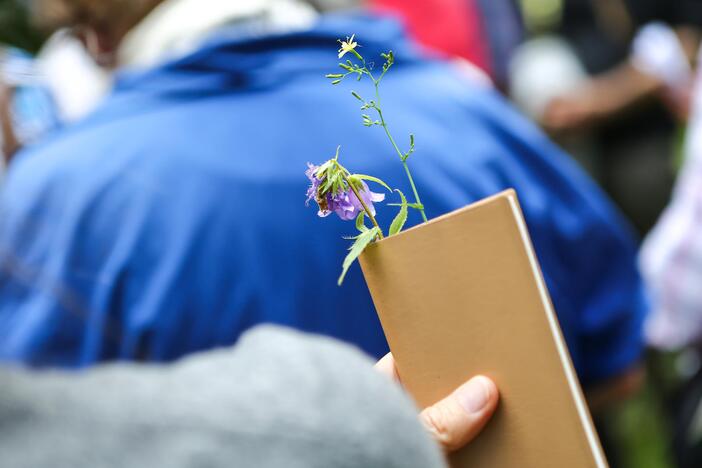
[113,14,422,97]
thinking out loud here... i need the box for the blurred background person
[0,0,644,434]
[369,0,524,90]
[507,3,702,464]
[511,0,702,237]
[639,18,702,466]
[0,0,107,168]
[0,46,60,167]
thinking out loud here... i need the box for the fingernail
[456,376,492,414]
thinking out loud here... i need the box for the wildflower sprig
[325,39,427,222]
[306,147,410,284]
[314,149,386,234]
[307,36,424,285]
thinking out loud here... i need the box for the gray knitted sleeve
[0,325,446,468]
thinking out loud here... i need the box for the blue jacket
[0,15,645,385]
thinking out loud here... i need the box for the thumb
[419,376,499,452]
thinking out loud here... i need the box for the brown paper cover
[359,190,607,468]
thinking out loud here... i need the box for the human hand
[376,353,499,452]
[541,92,598,132]
[542,63,667,132]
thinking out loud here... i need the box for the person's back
[0,14,645,387]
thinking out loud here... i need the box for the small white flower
[338,35,358,59]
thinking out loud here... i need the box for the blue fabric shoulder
[0,15,645,385]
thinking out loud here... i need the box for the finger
[420,375,499,452]
[374,352,400,382]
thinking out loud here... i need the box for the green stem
[339,167,384,239]
[401,161,426,221]
[373,85,428,223]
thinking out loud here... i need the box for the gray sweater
[0,326,446,468]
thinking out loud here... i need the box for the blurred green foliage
[0,0,44,52]
[602,351,694,468]
[604,381,675,468]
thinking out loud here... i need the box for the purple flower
[305,163,323,206]
[327,182,384,220]
[306,162,385,221]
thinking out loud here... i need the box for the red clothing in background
[370,0,492,76]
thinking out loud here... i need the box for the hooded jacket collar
[113,15,420,97]
[118,0,318,69]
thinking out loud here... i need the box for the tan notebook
[359,189,607,468]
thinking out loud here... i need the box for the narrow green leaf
[322,173,334,193]
[403,134,416,162]
[315,160,333,177]
[345,175,362,192]
[332,173,343,194]
[331,79,342,85]
[355,212,367,232]
[338,227,380,285]
[388,202,424,210]
[352,174,392,192]
[388,190,408,236]
[326,73,344,78]
[351,91,363,101]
